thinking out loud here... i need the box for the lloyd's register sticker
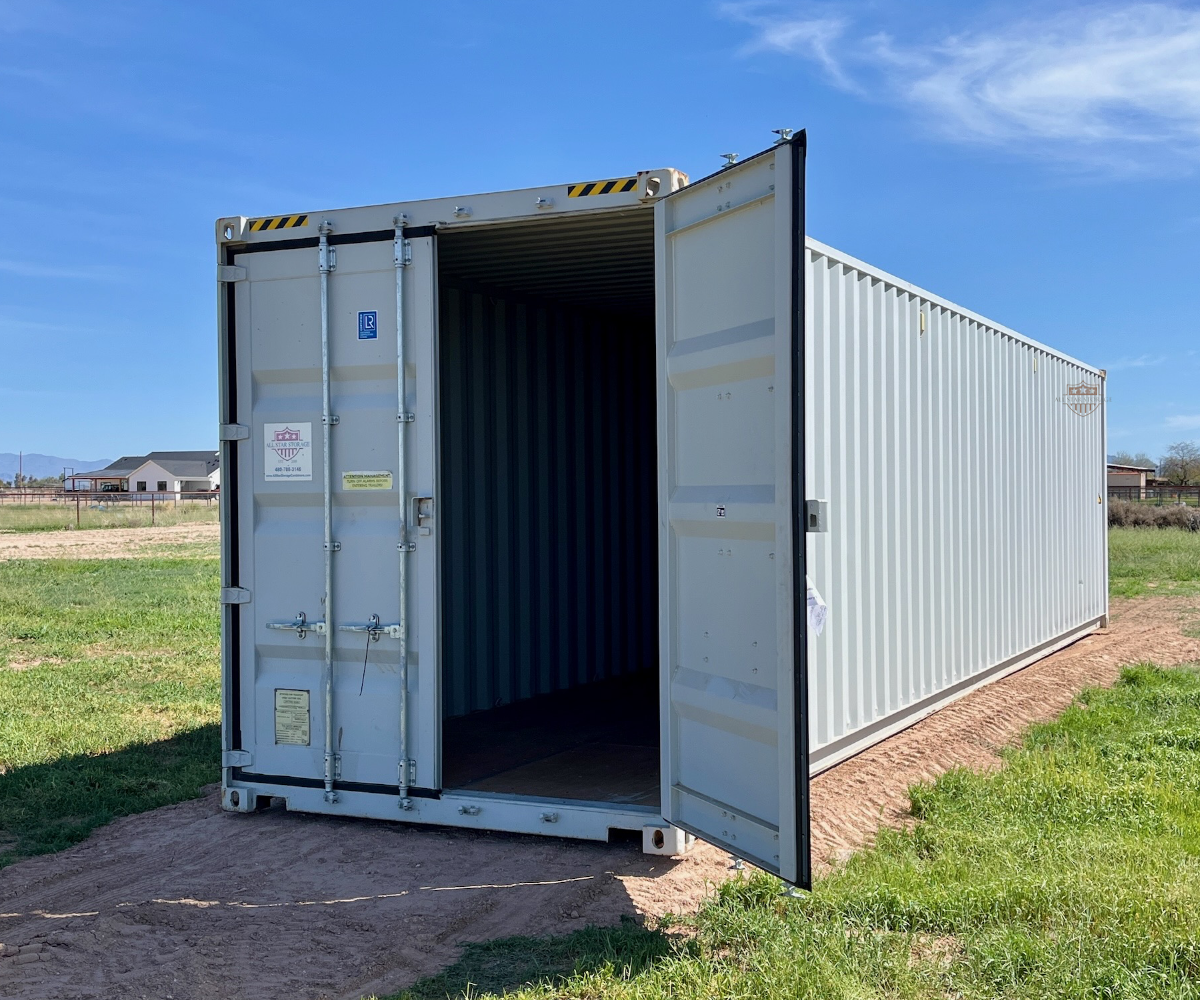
[274,689,311,746]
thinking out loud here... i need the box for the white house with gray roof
[66,451,219,492]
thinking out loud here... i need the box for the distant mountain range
[0,453,113,481]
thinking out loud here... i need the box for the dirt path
[2,596,1198,1000]
[0,523,220,560]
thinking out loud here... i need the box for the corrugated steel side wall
[439,285,658,718]
[805,241,1107,766]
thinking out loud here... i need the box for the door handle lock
[410,496,434,537]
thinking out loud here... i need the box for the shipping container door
[227,228,439,795]
[654,137,811,887]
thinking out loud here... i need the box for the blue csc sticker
[358,311,378,340]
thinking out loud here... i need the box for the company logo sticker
[264,422,313,480]
[358,310,378,340]
[1060,379,1106,417]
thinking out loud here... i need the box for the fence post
[76,493,80,528]
[151,493,155,527]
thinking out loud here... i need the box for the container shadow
[0,723,219,867]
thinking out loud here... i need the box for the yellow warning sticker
[274,689,310,746]
[567,177,638,197]
[342,471,393,491]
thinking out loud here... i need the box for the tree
[1159,442,1200,486]
[1110,450,1155,469]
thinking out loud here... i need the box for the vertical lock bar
[318,221,338,804]
[394,215,413,808]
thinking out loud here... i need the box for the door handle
[410,496,434,536]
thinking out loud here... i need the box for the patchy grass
[388,664,1200,999]
[1110,527,1200,598]
[0,557,219,865]
[0,501,220,533]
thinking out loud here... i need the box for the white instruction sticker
[342,471,393,491]
[274,689,310,746]
[264,422,313,481]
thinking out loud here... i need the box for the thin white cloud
[1166,414,1200,429]
[0,259,128,281]
[1107,353,1169,371]
[0,0,135,40]
[722,2,857,90]
[0,316,106,335]
[0,8,214,146]
[723,2,1200,172]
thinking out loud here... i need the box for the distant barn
[1107,460,1156,498]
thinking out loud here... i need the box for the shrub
[1109,499,1200,531]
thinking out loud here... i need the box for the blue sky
[2,1,1198,462]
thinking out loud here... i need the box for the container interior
[436,207,660,808]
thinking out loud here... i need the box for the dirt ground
[0,523,220,560]
[2,596,1198,1000]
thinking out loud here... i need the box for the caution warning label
[342,471,393,491]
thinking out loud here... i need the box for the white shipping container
[216,135,1107,888]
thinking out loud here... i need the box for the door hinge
[218,264,247,283]
[219,423,250,441]
[222,749,253,767]
[220,587,251,605]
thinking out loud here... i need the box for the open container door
[655,135,811,887]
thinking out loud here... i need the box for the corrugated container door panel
[229,235,435,789]
[656,143,808,886]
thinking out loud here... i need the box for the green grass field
[0,557,219,865]
[0,501,220,533]
[0,527,1198,994]
[392,664,1200,999]
[1110,527,1200,598]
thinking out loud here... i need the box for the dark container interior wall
[438,284,658,720]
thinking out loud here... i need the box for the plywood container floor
[441,672,659,804]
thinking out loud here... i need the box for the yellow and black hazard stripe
[248,214,310,232]
[566,177,638,198]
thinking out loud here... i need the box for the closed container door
[655,138,811,886]
[229,231,438,791]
